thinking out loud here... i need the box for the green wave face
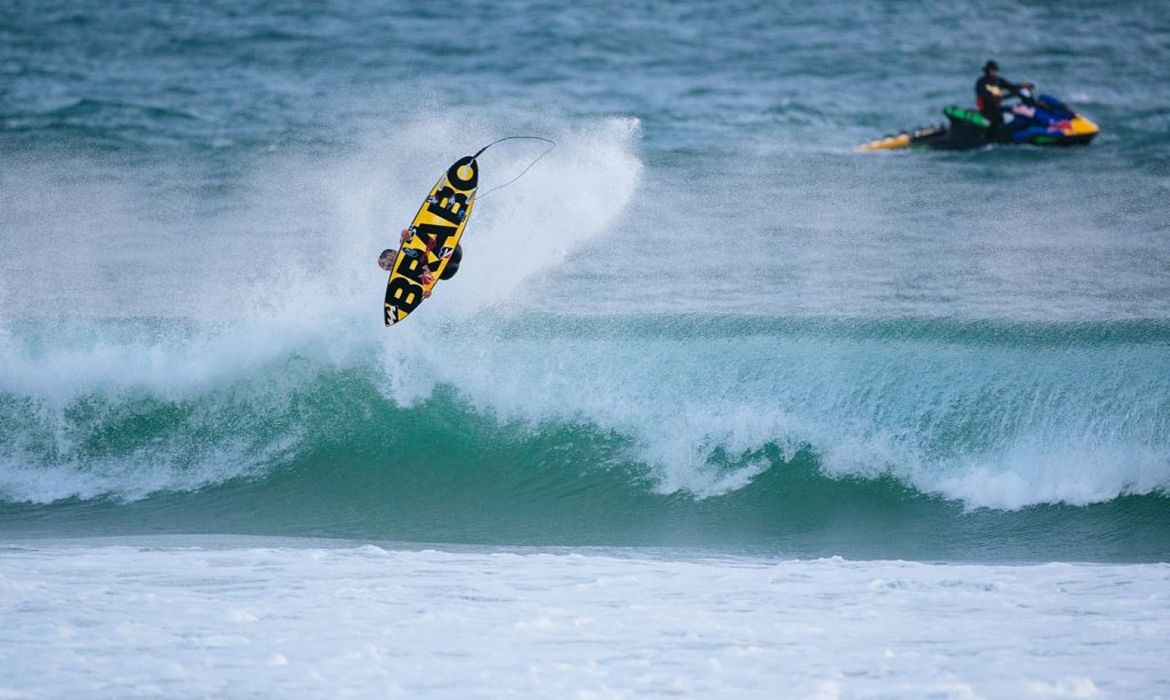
[2,315,1168,561]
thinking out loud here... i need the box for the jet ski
[857,88,1099,152]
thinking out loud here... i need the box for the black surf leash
[469,135,557,199]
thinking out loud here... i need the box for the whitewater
[2,0,1169,697]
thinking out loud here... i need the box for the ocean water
[2,0,1169,697]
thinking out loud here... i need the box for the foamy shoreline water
[2,537,1167,699]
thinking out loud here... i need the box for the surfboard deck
[384,156,478,326]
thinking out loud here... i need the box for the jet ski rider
[975,60,1034,139]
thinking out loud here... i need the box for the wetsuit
[975,75,1022,139]
[439,243,462,280]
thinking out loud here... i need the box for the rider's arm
[999,77,1033,95]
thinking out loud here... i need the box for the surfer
[975,60,1033,139]
[378,229,462,297]
[377,230,414,271]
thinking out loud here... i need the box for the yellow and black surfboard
[384,155,478,326]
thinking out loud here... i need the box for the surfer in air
[379,229,462,298]
[377,229,414,272]
[383,137,552,327]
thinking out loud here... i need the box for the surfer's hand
[423,289,431,299]
[400,229,412,243]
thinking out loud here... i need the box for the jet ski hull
[857,94,1098,152]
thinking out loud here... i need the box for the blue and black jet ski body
[857,89,1099,152]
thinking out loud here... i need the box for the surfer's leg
[440,244,463,280]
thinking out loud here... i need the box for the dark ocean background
[2,0,1169,561]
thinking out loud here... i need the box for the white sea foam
[0,540,1166,698]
